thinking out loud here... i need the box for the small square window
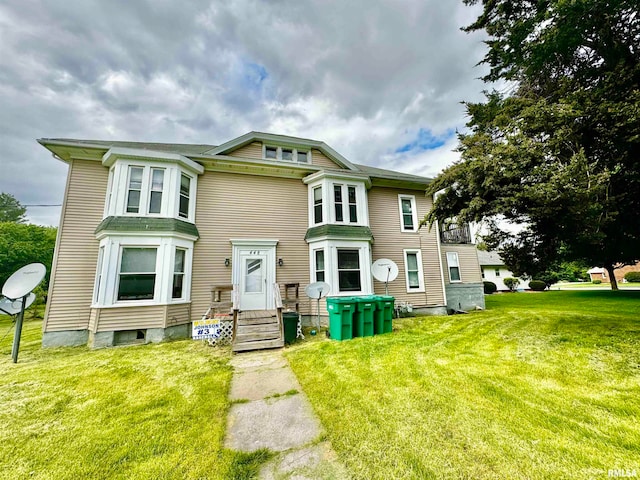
[282,148,293,161]
[265,146,277,159]
[297,151,308,163]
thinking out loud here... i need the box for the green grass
[553,281,640,289]
[286,290,640,479]
[0,314,267,480]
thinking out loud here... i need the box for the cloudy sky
[0,0,489,226]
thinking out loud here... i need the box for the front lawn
[286,290,640,479]
[0,315,263,480]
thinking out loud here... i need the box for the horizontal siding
[228,142,263,159]
[192,172,311,320]
[311,149,342,169]
[44,160,108,332]
[442,245,482,284]
[369,188,445,306]
[166,303,191,327]
[95,305,166,332]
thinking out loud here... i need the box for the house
[38,132,484,350]
[588,262,640,283]
[477,250,530,291]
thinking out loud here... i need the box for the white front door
[232,242,276,310]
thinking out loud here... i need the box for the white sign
[192,317,224,340]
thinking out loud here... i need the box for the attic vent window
[265,146,277,159]
[263,145,311,163]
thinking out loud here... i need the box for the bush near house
[623,271,640,283]
[503,277,520,292]
[529,280,547,291]
[483,281,497,294]
[592,279,602,284]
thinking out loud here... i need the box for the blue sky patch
[395,128,455,154]
[242,62,268,91]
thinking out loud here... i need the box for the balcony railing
[440,223,472,244]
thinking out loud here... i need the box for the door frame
[231,239,278,310]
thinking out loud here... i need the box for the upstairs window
[148,168,164,214]
[118,247,157,301]
[281,148,294,161]
[338,249,361,292]
[446,252,461,282]
[126,167,144,213]
[334,185,343,222]
[313,186,323,224]
[348,186,357,223]
[265,146,278,159]
[179,174,191,219]
[398,195,418,232]
[297,151,308,163]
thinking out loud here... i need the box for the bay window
[313,186,323,224]
[126,167,144,213]
[172,248,186,299]
[179,174,191,219]
[314,249,325,282]
[148,168,164,214]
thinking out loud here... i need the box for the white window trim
[307,178,369,228]
[105,159,198,223]
[92,234,194,308]
[398,194,419,232]
[313,248,325,283]
[446,251,462,283]
[172,247,187,301]
[403,249,425,293]
[307,240,372,296]
[262,144,312,163]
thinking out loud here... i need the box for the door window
[244,258,264,293]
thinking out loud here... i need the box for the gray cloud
[0,0,488,226]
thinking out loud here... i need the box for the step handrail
[274,283,284,341]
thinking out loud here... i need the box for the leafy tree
[0,222,57,293]
[0,193,27,223]
[427,0,640,291]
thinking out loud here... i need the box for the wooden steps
[232,310,284,352]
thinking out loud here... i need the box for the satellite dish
[2,263,46,300]
[305,281,331,332]
[0,293,36,316]
[372,259,399,295]
[372,259,399,283]
[305,282,331,300]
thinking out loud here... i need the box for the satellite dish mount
[371,259,399,295]
[304,282,331,332]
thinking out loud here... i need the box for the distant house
[588,262,640,283]
[38,131,485,350]
[477,250,529,291]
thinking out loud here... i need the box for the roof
[95,216,200,238]
[477,250,505,266]
[37,133,432,187]
[304,225,374,242]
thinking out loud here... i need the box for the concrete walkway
[225,349,350,479]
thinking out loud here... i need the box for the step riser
[237,324,280,334]
[233,338,284,352]
[237,317,278,326]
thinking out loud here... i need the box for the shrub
[483,281,497,294]
[503,277,520,292]
[592,279,602,284]
[529,280,546,291]
[623,271,640,283]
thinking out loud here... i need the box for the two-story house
[38,132,484,349]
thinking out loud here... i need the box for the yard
[287,291,640,479]
[0,313,269,480]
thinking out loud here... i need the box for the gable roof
[477,250,505,266]
[206,131,358,171]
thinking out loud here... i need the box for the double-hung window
[179,174,191,219]
[118,247,158,300]
[337,249,361,292]
[334,185,343,222]
[348,186,357,223]
[314,250,325,282]
[172,248,186,299]
[313,186,323,224]
[398,195,418,232]
[148,168,164,214]
[446,252,461,282]
[126,167,144,213]
[333,185,358,223]
[404,249,425,291]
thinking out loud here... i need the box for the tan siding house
[38,131,484,348]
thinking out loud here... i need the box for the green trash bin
[372,296,384,334]
[282,311,299,344]
[354,296,376,337]
[379,295,395,333]
[326,297,355,341]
